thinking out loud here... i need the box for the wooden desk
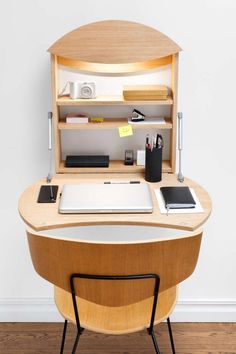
[20,173,210,338]
[19,173,211,232]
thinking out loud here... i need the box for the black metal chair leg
[60,320,68,354]
[71,331,81,354]
[167,317,176,354]
[150,330,161,354]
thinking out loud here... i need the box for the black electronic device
[65,155,109,168]
[37,185,58,203]
[124,150,134,165]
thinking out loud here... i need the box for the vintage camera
[69,81,96,99]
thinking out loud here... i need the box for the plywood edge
[48,20,181,69]
[57,55,172,74]
[26,225,203,245]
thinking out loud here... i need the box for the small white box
[66,117,89,123]
[137,150,145,166]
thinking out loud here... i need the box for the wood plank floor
[0,322,235,354]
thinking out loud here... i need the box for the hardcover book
[123,85,168,100]
[160,186,196,209]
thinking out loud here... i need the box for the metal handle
[177,112,184,183]
[47,112,53,183]
[48,111,53,150]
[177,112,183,150]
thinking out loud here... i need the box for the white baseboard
[0,298,236,322]
[172,300,236,322]
[0,299,63,322]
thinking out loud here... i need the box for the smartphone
[37,185,58,203]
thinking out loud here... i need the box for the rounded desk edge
[18,174,212,233]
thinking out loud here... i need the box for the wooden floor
[0,322,235,354]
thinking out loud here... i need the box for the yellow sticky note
[118,125,133,137]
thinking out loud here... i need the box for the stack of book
[123,85,168,101]
[66,113,89,124]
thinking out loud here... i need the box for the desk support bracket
[47,112,53,183]
[177,112,184,183]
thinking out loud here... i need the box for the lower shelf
[58,160,172,173]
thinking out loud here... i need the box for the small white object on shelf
[137,150,145,166]
[66,114,89,124]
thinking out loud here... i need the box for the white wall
[0,0,236,321]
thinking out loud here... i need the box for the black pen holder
[145,147,162,182]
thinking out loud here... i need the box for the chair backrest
[27,229,202,307]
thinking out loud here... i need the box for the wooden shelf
[59,160,172,174]
[57,95,173,106]
[50,21,179,175]
[58,118,172,130]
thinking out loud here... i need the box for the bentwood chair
[26,227,202,354]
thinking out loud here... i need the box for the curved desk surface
[19,173,211,232]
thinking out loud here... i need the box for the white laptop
[59,183,153,214]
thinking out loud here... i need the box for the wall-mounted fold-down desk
[18,20,212,352]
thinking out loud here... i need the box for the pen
[166,205,169,216]
[104,181,140,184]
[156,134,163,148]
[146,134,150,149]
[49,186,54,201]
[151,136,156,151]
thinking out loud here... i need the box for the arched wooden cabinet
[48,20,181,174]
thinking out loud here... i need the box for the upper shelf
[57,95,173,106]
[48,20,181,74]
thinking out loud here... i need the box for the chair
[26,228,203,354]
